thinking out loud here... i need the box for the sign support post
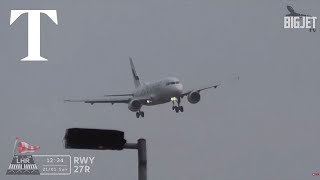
[124,139,147,180]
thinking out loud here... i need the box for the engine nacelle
[128,100,142,112]
[187,91,201,104]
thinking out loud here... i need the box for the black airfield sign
[64,128,127,150]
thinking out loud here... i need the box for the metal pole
[123,139,147,180]
[123,143,138,149]
[138,139,147,180]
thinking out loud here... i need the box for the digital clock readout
[33,155,71,175]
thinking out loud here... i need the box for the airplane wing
[65,96,153,105]
[180,75,239,98]
[297,13,311,17]
[104,93,133,97]
[180,83,221,98]
[65,96,132,105]
[286,13,311,17]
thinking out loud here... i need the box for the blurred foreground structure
[64,128,147,180]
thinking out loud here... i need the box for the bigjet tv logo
[283,5,317,32]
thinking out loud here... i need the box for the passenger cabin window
[166,81,180,86]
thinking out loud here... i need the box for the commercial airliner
[65,58,221,118]
[286,5,310,17]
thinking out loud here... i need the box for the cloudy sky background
[1,0,320,180]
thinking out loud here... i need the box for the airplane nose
[175,84,183,95]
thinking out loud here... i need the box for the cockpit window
[166,81,180,86]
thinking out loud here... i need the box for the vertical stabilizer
[129,57,141,88]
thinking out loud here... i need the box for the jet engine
[128,100,142,112]
[187,91,201,104]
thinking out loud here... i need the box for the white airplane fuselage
[133,77,183,106]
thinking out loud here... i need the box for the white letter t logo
[10,10,58,61]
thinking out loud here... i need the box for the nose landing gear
[136,110,144,118]
[171,97,184,113]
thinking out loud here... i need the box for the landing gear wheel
[140,111,144,118]
[175,106,179,113]
[136,112,140,118]
[179,106,184,112]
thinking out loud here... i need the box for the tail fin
[287,6,295,14]
[129,57,141,88]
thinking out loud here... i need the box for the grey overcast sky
[1,0,320,180]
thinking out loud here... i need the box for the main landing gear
[136,110,144,118]
[171,97,184,113]
[173,106,183,113]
